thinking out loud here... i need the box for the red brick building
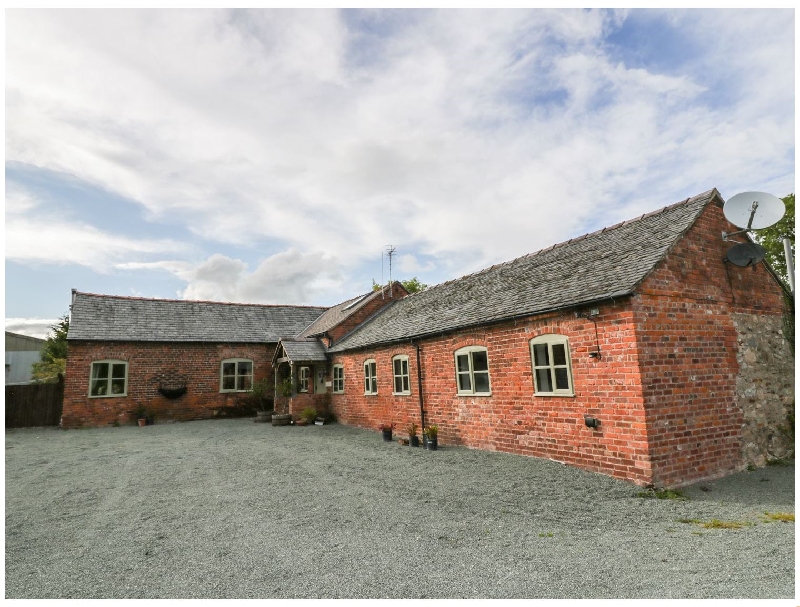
[62,297,327,427]
[63,189,793,487]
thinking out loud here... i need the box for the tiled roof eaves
[328,289,634,353]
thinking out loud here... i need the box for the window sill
[392,392,411,396]
[456,391,492,397]
[364,392,378,396]
[88,393,127,399]
[220,390,254,394]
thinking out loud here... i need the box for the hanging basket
[158,386,187,399]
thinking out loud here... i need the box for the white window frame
[332,364,345,394]
[392,355,411,395]
[364,359,377,395]
[530,334,574,396]
[89,360,128,398]
[220,359,254,393]
[299,366,310,393]
[454,346,491,396]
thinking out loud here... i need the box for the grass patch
[763,512,794,523]
[766,458,793,467]
[702,519,752,530]
[635,488,688,501]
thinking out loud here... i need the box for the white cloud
[5,318,59,340]
[122,250,344,305]
[5,214,187,271]
[5,8,794,292]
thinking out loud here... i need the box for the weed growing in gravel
[635,488,688,500]
[703,519,753,530]
[676,518,752,529]
[763,512,794,523]
[691,531,703,536]
[538,532,553,538]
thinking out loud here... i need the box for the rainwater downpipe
[413,341,426,432]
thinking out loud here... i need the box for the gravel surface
[5,419,795,599]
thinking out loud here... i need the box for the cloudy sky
[5,8,795,338]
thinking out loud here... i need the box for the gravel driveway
[5,418,794,599]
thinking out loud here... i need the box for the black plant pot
[426,437,438,451]
[382,429,393,442]
[410,435,420,447]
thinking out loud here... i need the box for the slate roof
[295,285,400,338]
[67,292,327,343]
[329,190,719,353]
[296,291,372,337]
[274,338,329,363]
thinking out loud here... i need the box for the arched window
[454,346,491,395]
[392,355,410,395]
[364,359,377,395]
[530,335,574,396]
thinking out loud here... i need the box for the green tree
[400,277,428,293]
[753,193,794,288]
[372,277,428,293]
[751,194,794,353]
[31,313,69,383]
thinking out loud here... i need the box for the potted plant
[408,422,420,447]
[251,377,272,423]
[380,423,395,442]
[272,376,294,426]
[297,406,317,426]
[424,425,438,450]
[132,405,147,427]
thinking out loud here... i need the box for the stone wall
[733,313,795,466]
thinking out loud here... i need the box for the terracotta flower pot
[137,418,147,427]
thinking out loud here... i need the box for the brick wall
[634,198,789,487]
[330,302,656,486]
[327,282,408,346]
[62,341,274,427]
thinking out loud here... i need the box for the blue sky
[5,8,795,338]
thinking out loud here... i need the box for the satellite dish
[726,242,766,267]
[723,191,785,230]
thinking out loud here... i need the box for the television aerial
[721,191,793,297]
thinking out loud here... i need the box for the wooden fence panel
[5,379,64,428]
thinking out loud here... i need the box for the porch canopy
[272,337,328,366]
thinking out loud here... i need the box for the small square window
[89,360,128,398]
[220,359,254,393]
